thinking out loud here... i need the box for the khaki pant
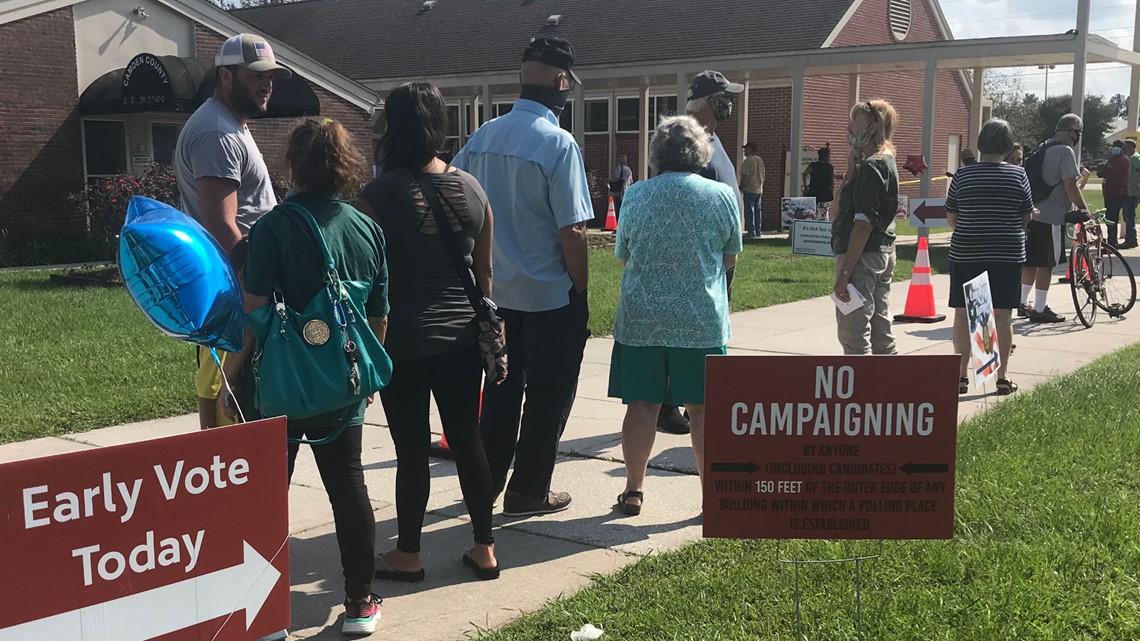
[835,249,897,355]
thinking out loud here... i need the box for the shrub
[69,165,181,260]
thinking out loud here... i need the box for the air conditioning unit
[546,14,563,26]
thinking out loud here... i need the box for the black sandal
[996,379,1018,395]
[959,377,969,395]
[374,554,425,583]
[617,490,644,516]
[462,550,500,581]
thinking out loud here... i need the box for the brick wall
[193,25,374,180]
[818,0,972,202]
[0,8,85,240]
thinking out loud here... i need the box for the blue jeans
[743,192,762,235]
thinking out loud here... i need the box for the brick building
[0,0,380,243]
[233,0,975,229]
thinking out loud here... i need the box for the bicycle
[1067,209,1137,328]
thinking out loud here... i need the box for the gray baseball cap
[687,70,744,100]
[215,34,291,77]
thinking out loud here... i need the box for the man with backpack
[1019,113,1090,323]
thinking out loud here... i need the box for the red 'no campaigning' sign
[0,418,290,641]
[703,355,959,540]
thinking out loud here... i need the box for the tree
[1110,93,1128,119]
[1036,94,1117,158]
[985,71,1043,148]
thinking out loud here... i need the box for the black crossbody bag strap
[412,171,494,320]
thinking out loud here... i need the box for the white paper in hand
[831,283,867,316]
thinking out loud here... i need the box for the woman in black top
[358,82,500,581]
[945,119,1035,396]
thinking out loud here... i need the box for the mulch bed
[49,266,123,288]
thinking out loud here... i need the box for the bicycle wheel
[1093,243,1137,317]
[1069,244,1097,328]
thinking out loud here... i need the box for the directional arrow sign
[900,462,950,474]
[0,417,290,641]
[909,197,947,227]
[711,461,760,473]
[0,541,280,641]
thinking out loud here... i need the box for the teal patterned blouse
[613,172,743,348]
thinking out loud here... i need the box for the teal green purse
[247,201,392,430]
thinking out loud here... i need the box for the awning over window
[79,53,320,118]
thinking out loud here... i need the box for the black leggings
[287,423,375,600]
[380,343,495,551]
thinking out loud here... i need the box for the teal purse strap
[272,200,355,446]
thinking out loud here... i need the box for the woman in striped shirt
[945,118,1036,396]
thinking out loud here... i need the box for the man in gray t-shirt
[1021,113,1089,324]
[174,33,289,253]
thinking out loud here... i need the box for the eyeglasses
[863,101,880,123]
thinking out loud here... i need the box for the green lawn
[480,345,1140,641]
[0,271,195,445]
[0,242,942,444]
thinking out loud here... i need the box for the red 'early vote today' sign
[0,418,289,641]
[703,355,959,540]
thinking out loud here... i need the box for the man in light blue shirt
[451,36,592,517]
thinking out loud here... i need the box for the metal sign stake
[777,540,885,641]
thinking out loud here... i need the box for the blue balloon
[118,196,244,352]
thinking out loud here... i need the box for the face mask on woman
[1111,147,1123,156]
[847,129,873,151]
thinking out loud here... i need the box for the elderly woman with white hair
[608,115,743,516]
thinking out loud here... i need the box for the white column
[1071,0,1090,124]
[921,59,937,201]
[968,67,984,149]
[608,91,617,170]
[1130,0,1140,131]
[459,98,469,140]
[481,83,492,125]
[848,73,861,107]
[790,68,805,198]
[573,83,586,148]
[677,72,689,112]
[638,85,650,181]
[736,80,751,169]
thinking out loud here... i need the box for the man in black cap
[452,36,593,517]
[657,70,746,436]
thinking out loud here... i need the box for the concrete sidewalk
[4,261,1139,640]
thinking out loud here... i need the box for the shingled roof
[233,0,856,82]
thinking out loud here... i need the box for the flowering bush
[68,164,181,259]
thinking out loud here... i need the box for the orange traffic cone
[604,197,618,232]
[894,236,946,323]
[429,388,484,459]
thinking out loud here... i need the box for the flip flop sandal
[959,377,969,395]
[462,550,500,581]
[996,379,1018,396]
[374,554,425,582]
[617,490,644,516]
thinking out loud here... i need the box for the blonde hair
[850,99,898,156]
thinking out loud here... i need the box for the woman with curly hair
[223,118,387,635]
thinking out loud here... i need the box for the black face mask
[1070,130,1082,146]
[520,84,571,117]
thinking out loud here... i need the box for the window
[151,123,181,165]
[585,100,609,133]
[617,98,639,133]
[84,120,127,176]
[495,103,513,118]
[446,105,460,137]
[649,96,678,130]
[559,101,574,133]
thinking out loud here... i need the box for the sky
[940,0,1137,99]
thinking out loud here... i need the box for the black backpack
[1024,139,1066,204]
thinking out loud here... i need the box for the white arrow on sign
[0,541,281,641]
